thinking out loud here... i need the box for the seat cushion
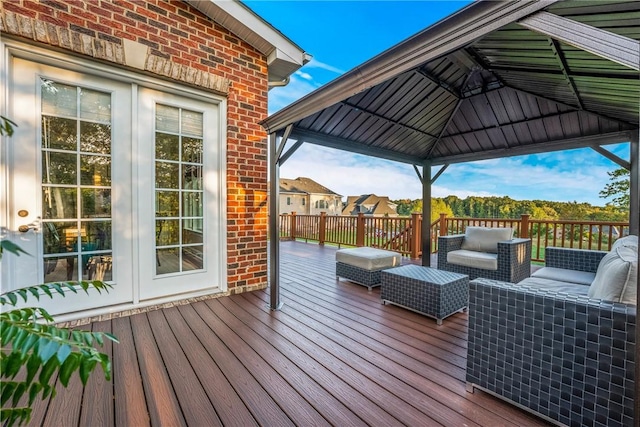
[460,227,513,253]
[335,247,401,271]
[532,267,595,286]
[518,277,590,296]
[588,242,637,304]
[447,249,498,270]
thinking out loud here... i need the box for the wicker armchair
[437,233,531,283]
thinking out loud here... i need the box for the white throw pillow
[588,244,637,304]
[460,226,514,253]
[612,235,638,251]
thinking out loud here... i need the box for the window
[302,198,305,206]
[155,104,204,274]
[287,196,291,205]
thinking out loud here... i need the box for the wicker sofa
[466,237,637,427]
[438,227,531,283]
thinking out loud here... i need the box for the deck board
[25,241,551,426]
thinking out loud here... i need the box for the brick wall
[1,0,269,293]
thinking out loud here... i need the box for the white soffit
[183,0,310,83]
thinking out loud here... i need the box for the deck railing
[279,212,630,262]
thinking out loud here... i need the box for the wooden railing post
[290,212,297,241]
[319,212,326,246]
[410,213,421,259]
[520,214,530,239]
[439,213,448,236]
[356,213,365,247]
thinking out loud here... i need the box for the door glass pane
[42,151,76,185]
[42,81,77,116]
[42,117,76,150]
[80,155,111,185]
[80,122,111,153]
[154,103,205,275]
[41,79,113,282]
[80,89,111,122]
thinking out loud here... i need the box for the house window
[287,196,291,205]
[155,104,204,274]
[315,200,318,209]
[302,198,305,206]
[41,80,113,282]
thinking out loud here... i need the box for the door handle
[18,217,40,233]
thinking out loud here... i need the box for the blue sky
[245,0,630,206]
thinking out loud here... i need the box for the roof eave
[182,0,310,83]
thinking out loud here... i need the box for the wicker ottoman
[336,247,402,290]
[381,265,469,324]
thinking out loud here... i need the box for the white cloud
[303,58,345,75]
[295,70,313,80]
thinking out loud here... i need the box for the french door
[2,55,223,317]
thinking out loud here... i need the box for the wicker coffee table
[381,265,469,324]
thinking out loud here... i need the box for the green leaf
[1,322,17,344]
[0,240,29,257]
[104,332,120,343]
[16,289,28,303]
[79,358,97,385]
[11,382,27,406]
[27,383,42,405]
[27,287,41,300]
[38,357,59,386]
[4,352,25,379]
[37,338,59,363]
[25,353,41,385]
[38,285,53,299]
[1,381,17,406]
[50,283,65,297]
[93,332,104,346]
[59,353,80,387]
[56,344,72,364]
[1,406,32,427]
[7,292,17,306]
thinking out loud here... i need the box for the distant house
[279,177,342,215]
[343,194,398,217]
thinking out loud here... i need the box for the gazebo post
[421,161,432,267]
[268,132,282,310]
[632,131,639,426]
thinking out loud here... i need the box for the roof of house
[183,0,311,85]
[260,1,639,166]
[279,177,341,196]
[343,194,398,216]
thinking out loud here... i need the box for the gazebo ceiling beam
[340,100,439,140]
[444,110,582,139]
[590,145,631,171]
[548,38,585,110]
[290,128,423,166]
[518,11,640,71]
[430,131,634,166]
[413,68,460,98]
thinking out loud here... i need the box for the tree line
[394,195,628,222]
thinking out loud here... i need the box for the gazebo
[260,0,639,422]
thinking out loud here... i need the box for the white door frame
[1,40,227,322]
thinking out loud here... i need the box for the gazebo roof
[260,0,639,166]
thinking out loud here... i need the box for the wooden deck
[26,241,551,426]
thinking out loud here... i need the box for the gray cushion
[588,242,637,304]
[460,227,513,253]
[518,276,590,296]
[532,267,595,286]
[335,247,401,271]
[612,234,638,250]
[447,249,498,270]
